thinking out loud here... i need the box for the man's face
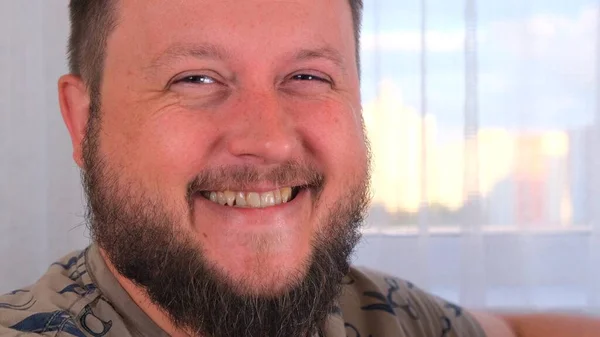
[94,0,368,292]
[80,0,370,335]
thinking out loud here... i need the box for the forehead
[109,0,356,69]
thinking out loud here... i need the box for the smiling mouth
[199,187,302,209]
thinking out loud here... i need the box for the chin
[203,234,314,297]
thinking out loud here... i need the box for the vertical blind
[1,1,599,313]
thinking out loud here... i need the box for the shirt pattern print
[0,246,487,337]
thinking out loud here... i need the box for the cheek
[142,116,218,182]
[295,99,367,174]
[101,108,217,188]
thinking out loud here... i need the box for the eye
[290,73,331,84]
[167,72,230,102]
[174,75,218,85]
[282,72,334,95]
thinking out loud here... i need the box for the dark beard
[81,116,370,337]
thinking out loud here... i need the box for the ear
[58,74,91,169]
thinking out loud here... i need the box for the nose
[225,90,299,165]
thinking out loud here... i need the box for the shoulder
[337,266,487,337]
[0,248,95,337]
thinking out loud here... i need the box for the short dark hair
[67,0,363,107]
[67,0,117,111]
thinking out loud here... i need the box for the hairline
[69,0,363,105]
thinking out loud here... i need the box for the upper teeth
[204,187,293,208]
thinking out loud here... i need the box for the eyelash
[172,73,332,86]
[290,73,332,84]
[176,75,217,85]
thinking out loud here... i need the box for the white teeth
[224,191,236,206]
[217,192,227,205]
[204,187,296,208]
[281,187,292,203]
[246,192,261,208]
[235,192,247,207]
[260,191,275,207]
[274,189,282,204]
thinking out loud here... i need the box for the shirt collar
[86,244,169,337]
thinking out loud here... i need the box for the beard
[81,115,371,337]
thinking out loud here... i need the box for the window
[356,0,600,313]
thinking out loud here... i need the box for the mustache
[186,161,325,197]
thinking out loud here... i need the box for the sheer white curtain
[354,0,600,314]
[1,1,599,314]
[0,1,89,292]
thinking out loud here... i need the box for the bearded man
[1,1,599,336]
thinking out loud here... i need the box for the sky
[358,0,599,131]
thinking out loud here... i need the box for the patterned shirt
[0,245,486,336]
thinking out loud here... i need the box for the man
[0,0,598,336]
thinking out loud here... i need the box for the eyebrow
[294,47,348,73]
[146,43,347,73]
[146,43,233,72]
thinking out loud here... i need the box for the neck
[99,248,194,337]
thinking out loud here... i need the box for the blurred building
[364,80,577,228]
[512,133,571,227]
